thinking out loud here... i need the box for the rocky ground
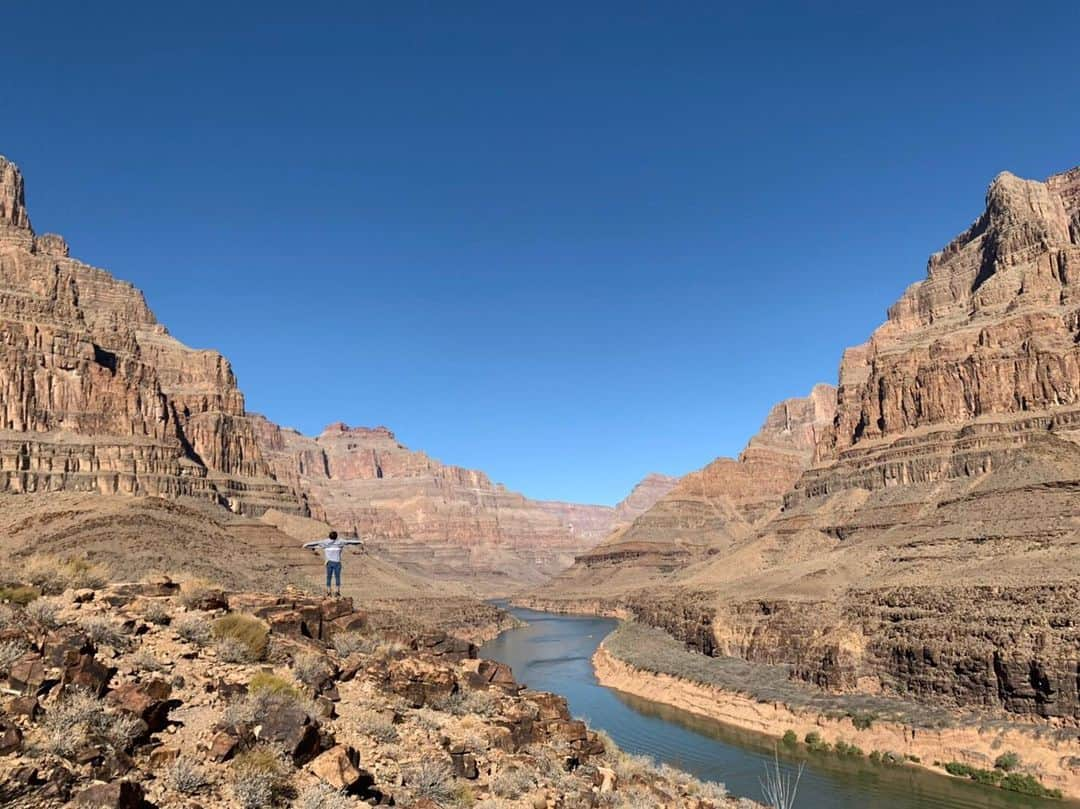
[0,566,756,809]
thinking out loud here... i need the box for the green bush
[850,712,877,730]
[994,751,1021,772]
[0,585,39,605]
[781,730,798,748]
[804,731,831,753]
[942,761,1062,799]
[212,614,269,662]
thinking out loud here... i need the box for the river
[480,607,1072,809]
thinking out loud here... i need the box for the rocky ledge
[0,574,752,808]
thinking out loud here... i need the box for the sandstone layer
[543,164,1080,727]
[0,155,301,517]
[0,154,675,594]
[253,418,671,591]
[540,384,836,598]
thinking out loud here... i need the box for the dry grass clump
[25,597,62,629]
[212,614,269,662]
[142,601,171,625]
[229,747,292,809]
[292,653,331,688]
[78,615,126,648]
[168,755,211,794]
[21,556,110,594]
[403,759,456,803]
[128,647,166,673]
[0,639,27,675]
[330,630,371,656]
[179,578,220,609]
[296,783,354,809]
[175,614,212,646]
[249,671,302,699]
[490,766,533,798]
[42,688,144,758]
[0,585,39,605]
[352,707,399,743]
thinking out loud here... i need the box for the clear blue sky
[5,2,1079,505]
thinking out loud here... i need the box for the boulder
[386,657,458,708]
[62,654,115,697]
[5,695,41,720]
[8,655,49,696]
[308,745,363,791]
[255,703,322,764]
[42,628,94,667]
[73,780,148,809]
[107,680,177,733]
[0,719,22,755]
[208,730,241,762]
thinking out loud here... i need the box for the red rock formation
[252,417,673,588]
[0,155,299,515]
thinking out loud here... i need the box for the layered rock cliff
[0,155,300,515]
[541,164,1080,723]
[536,384,836,597]
[252,418,672,589]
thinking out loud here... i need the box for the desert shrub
[175,614,212,645]
[999,772,1062,798]
[212,614,269,662]
[803,731,830,753]
[994,751,1021,772]
[230,747,291,809]
[216,637,254,663]
[403,759,456,803]
[22,556,109,594]
[296,783,354,809]
[143,601,171,625]
[42,688,144,758]
[850,711,877,730]
[0,604,15,627]
[612,751,654,784]
[781,730,798,747]
[491,767,533,799]
[79,615,126,648]
[331,631,370,656]
[459,689,499,717]
[223,683,316,730]
[834,740,863,757]
[0,640,27,674]
[168,755,211,794]
[354,707,399,742]
[25,597,61,629]
[179,578,223,609]
[128,648,165,673]
[0,585,39,605]
[249,672,301,699]
[905,754,921,763]
[292,653,331,687]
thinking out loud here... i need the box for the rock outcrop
[253,418,672,589]
[538,384,835,599]
[0,154,676,592]
[0,155,301,516]
[540,164,1080,723]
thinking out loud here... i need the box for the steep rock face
[612,472,679,524]
[582,384,836,562]
[0,155,299,515]
[252,418,672,590]
[530,386,835,602]
[666,165,1080,720]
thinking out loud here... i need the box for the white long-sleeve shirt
[302,537,364,563]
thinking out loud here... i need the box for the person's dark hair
[329,530,338,540]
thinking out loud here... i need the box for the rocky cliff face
[0,154,674,592]
[534,385,836,599]
[252,418,671,590]
[0,155,299,515]
[539,164,1080,723]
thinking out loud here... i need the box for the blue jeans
[325,561,342,589]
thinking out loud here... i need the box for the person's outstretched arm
[303,540,328,549]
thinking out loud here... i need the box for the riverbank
[594,622,1080,801]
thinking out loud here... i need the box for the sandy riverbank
[593,643,1080,800]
